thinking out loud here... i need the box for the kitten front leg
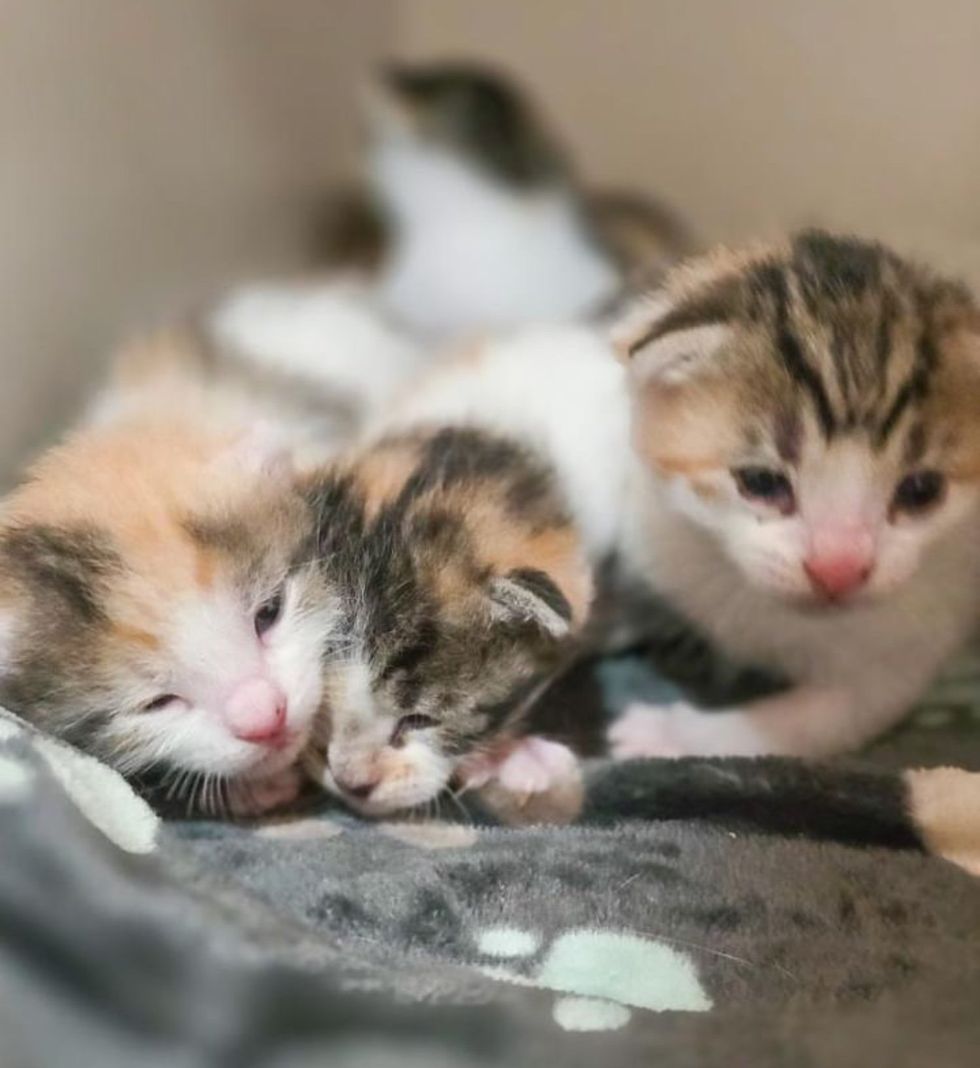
[609,680,918,760]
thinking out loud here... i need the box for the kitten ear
[612,294,731,387]
[487,568,574,642]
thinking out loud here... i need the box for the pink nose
[804,554,873,600]
[224,678,288,744]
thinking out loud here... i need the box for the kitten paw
[495,736,580,795]
[608,701,707,760]
[460,736,584,826]
[226,765,305,819]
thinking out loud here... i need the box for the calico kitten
[301,424,594,819]
[299,323,638,819]
[611,230,980,758]
[0,417,330,816]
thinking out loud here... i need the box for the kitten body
[364,63,621,343]
[612,232,980,758]
[87,279,424,470]
[305,326,631,817]
[373,152,619,344]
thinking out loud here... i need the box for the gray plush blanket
[3,652,980,1067]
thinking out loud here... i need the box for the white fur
[87,282,424,470]
[381,324,635,557]
[377,316,980,761]
[103,572,332,781]
[623,467,980,760]
[370,143,619,344]
[617,438,980,758]
[208,276,426,443]
[321,657,453,815]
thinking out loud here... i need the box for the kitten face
[616,231,980,606]
[365,61,565,199]
[304,429,591,816]
[0,422,333,804]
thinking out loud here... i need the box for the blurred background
[3,0,979,480]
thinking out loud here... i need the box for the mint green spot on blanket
[538,929,712,1012]
[552,996,631,1032]
[478,927,540,958]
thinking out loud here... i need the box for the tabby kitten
[301,424,594,819]
[611,231,980,758]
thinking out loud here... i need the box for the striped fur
[0,411,592,820]
[612,231,980,759]
[303,425,593,817]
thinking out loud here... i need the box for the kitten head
[363,61,567,213]
[0,419,332,806]
[305,430,591,817]
[615,230,980,607]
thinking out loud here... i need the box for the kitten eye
[142,694,179,713]
[390,714,438,747]
[254,591,284,637]
[732,467,795,512]
[893,470,946,516]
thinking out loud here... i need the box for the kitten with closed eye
[299,422,597,820]
[0,415,331,817]
[610,231,980,759]
[0,407,596,824]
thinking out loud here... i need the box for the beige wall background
[2,1,978,480]
[397,0,980,272]
[0,0,391,480]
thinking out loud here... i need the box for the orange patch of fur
[632,376,737,480]
[2,419,262,626]
[351,440,423,521]
[110,623,161,652]
[449,490,593,626]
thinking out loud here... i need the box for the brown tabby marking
[621,230,980,484]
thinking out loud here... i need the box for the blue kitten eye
[142,694,179,713]
[254,591,284,636]
[390,714,438,747]
[732,466,795,513]
[893,470,945,515]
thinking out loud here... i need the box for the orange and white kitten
[0,418,330,816]
[611,231,980,758]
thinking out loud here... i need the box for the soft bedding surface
[3,652,980,1067]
